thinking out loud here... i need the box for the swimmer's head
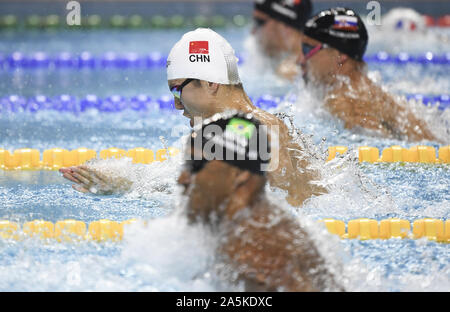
[298,8,368,84]
[167,28,241,85]
[254,0,312,31]
[253,0,312,57]
[186,110,271,176]
[167,28,244,127]
[303,8,368,61]
[382,8,426,32]
[178,111,270,223]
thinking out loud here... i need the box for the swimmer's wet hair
[255,0,313,31]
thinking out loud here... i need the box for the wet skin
[295,35,438,142]
[178,151,343,291]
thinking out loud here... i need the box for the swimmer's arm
[59,166,133,195]
[376,96,438,142]
[325,97,381,130]
[279,123,328,205]
[390,108,438,142]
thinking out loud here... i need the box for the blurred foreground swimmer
[252,0,313,80]
[178,111,344,291]
[298,8,440,142]
[61,28,327,207]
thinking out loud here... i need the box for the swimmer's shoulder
[251,107,290,130]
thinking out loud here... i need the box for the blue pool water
[0,17,449,291]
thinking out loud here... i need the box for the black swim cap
[187,111,271,176]
[254,0,312,31]
[304,7,368,61]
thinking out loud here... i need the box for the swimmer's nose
[174,98,184,110]
[177,170,191,190]
[296,50,306,66]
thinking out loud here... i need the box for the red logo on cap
[284,0,302,5]
[189,41,209,54]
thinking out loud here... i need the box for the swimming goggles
[170,78,195,100]
[185,158,208,174]
[302,43,328,61]
[253,16,268,29]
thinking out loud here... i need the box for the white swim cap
[166,28,241,85]
[382,8,426,31]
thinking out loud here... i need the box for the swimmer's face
[252,10,286,57]
[296,35,342,85]
[168,79,219,127]
[178,158,241,222]
[252,10,304,59]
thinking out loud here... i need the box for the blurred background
[1,0,449,19]
[1,0,449,97]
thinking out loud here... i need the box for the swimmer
[298,8,439,142]
[252,0,312,80]
[61,28,326,207]
[178,111,343,291]
[381,7,426,32]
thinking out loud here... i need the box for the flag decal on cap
[283,0,302,6]
[333,15,358,31]
[189,41,209,54]
[226,118,256,140]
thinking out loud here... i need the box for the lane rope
[0,14,248,29]
[1,51,450,70]
[1,93,449,113]
[0,218,448,243]
[1,13,449,30]
[0,147,180,170]
[0,145,449,170]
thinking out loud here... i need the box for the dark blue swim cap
[187,111,271,175]
[304,7,368,61]
[254,0,313,31]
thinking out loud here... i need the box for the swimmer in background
[252,0,312,80]
[380,8,449,49]
[60,28,326,207]
[298,7,439,142]
[179,111,343,291]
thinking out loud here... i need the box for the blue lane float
[77,52,96,68]
[27,95,52,112]
[1,51,449,70]
[7,52,29,68]
[405,94,450,110]
[364,51,450,65]
[54,52,75,67]
[0,93,448,114]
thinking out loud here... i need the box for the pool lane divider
[0,145,448,171]
[0,14,249,30]
[328,145,450,164]
[1,93,449,112]
[0,218,448,243]
[0,147,181,170]
[1,13,449,30]
[1,51,450,70]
